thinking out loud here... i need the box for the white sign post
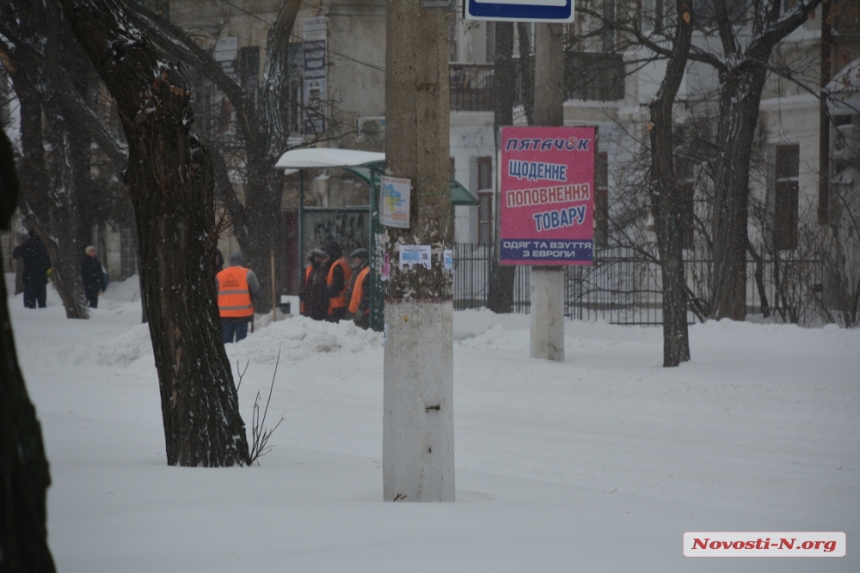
[464,0,575,23]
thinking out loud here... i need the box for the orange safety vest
[217,267,254,318]
[348,266,371,315]
[326,257,353,312]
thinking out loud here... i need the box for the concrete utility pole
[383,0,454,502]
[531,23,566,361]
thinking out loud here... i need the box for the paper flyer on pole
[499,126,595,265]
[398,245,431,269]
[380,175,411,228]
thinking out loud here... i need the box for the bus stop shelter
[275,148,477,330]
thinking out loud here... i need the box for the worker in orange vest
[216,252,261,343]
[346,248,371,330]
[323,242,352,323]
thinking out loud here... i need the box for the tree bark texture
[59,0,249,466]
[383,0,454,502]
[709,0,821,320]
[647,0,693,366]
[0,125,57,573]
[516,22,535,126]
[487,21,516,314]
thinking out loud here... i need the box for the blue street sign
[464,0,575,23]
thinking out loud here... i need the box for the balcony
[449,52,625,113]
[449,63,495,112]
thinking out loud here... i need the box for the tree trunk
[42,126,90,319]
[708,0,821,320]
[487,21,516,314]
[59,0,249,467]
[647,0,693,366]
[709,66,767,320]
[0,126,57,573]
[383,0,454,502]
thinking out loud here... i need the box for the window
[477,156,493,191]
[239,46,260,89]
[120,227,137,280]
[477,157,493,245]
[219,98,234,134]
[478,193,493,245]
[774,145,800,250]
[288,43,304,134]
[594,152,609,248]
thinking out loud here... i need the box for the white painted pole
[530,23,566,361]
[383,1,454,502]
[530,267,565,361]
[383,301,455,501]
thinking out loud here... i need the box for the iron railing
[449,63,494,112]
[452,244,826,325]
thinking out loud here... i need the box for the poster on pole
[499,126,595,266]
[379,175,411,228]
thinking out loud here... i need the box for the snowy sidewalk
[8,274,859,572]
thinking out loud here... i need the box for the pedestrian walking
[80,245,106,308]
[216,252,261,343]
[12,228,51,308]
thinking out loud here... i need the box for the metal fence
[452,243,826,325]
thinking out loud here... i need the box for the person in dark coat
[12,228,51,308]
[299,248,329,320]
[214,248,224,272]
[80,245,106,308]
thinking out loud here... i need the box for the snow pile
[226,315,383,367]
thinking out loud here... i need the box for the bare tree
[59,0,249,466]
[0,0,130,319]
[700,0,822,319]
[121,0,302,311]
[647,0,694,365]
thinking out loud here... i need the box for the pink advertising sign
[499,126,595,265]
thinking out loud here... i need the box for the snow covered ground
[8,273,860,572]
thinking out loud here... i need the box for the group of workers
[299,242,371,329]
[215,242,372,344]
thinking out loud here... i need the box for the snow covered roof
[828,58,860,95]
[827,58,860,116]
[275,148,385,169]
[275,147,478,206]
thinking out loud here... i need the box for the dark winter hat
[229,252,245,266]
[350,248,368,261]
[323,242,343,261]
[307,248,327,261]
